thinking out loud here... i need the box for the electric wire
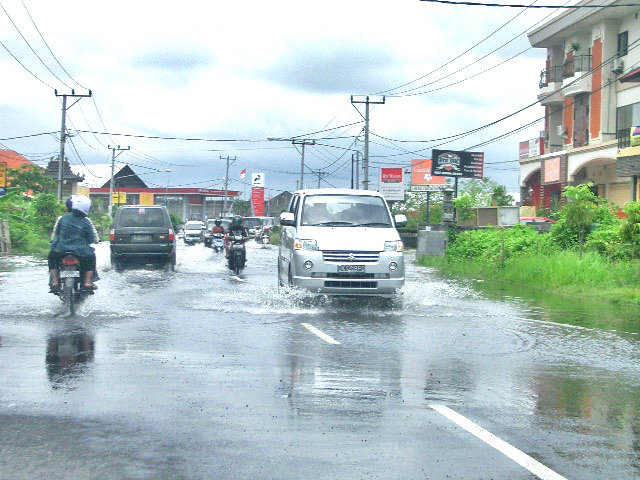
[420,0,640,8]
[0,39,54,89]
[0,1,71,88]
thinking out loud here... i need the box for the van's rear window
[118,208,166,227]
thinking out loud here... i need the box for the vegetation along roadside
[418,184,640,306]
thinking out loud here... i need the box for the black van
[109,205,176,271]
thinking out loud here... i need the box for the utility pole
[315,170,327,188]
[55,89,92,201]
[292,139,316,189]
[221,155,237,215]
[108,145,130,217]
[351,154,354,189]
[350,95,385,190]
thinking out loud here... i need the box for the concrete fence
[0,220,10,255]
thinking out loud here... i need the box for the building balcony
[538,66,564,105]
[562,55,592,96]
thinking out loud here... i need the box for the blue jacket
[50,212,96,257]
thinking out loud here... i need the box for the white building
[519,0,640,212]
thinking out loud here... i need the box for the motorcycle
[212,233,224,253]
[257,226,270,246]
[54,253,93,315]
[227,234,246,276]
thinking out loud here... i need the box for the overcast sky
[0,0,559,198]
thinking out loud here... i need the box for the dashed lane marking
[429,404,567,480]
[301,323,341,345]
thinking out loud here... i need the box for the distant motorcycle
[53,253,93,315]
[212,233,224,253]
[228,234,246,275]
[256,226,270,246]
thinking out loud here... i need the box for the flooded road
[1,240,639,479]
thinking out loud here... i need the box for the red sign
[251,187,265,216]
[381,167,403,182]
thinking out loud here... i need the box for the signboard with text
[112,192,126,204]
[251,173,265,216]
[410,159,446,191]
[0,162,6,196]
[431,149,484,179]
[518,138,544,159]
[379,166,405,201]
[139,192,155,206]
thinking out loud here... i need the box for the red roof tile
[0,150,36,170]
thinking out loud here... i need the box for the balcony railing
[618,128,631,149]
[539,66,564,88]
[563,55,592,78]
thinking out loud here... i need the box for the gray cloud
[130,46,213,72]
[255,40,409,95]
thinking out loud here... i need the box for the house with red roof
[0,150,35,171]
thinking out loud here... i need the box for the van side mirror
[280,212,295,226]
[394,214,407,228]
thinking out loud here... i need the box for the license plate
[131,234,152,242]
[337,265,365,273]
[60,270,80,278]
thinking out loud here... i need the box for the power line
[420,0,640,7]
[0,40,53,89]
[20,0,87,90]
[0,1,71,88]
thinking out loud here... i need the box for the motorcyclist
[48,195,98,292]
[225,215,248,263]
[211,218,225,234]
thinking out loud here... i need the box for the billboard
[251,173,265,216]
[518,138,544,159]
[379,166,405,201]
[410,159,446,191]
[431,149,484,179]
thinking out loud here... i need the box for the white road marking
[429,404,567,480]
[301,323,341,345]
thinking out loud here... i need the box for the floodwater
[0,240,639,479]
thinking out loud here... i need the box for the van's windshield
[301,195,392,227]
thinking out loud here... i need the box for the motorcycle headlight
[294,239,318,251]
[383,240,404,252]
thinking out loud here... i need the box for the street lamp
[165,169,171,206]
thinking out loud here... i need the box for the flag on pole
[240,168,246,178]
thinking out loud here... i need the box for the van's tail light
[61,256,80,266]
[109,229,116,242]
[168,229,175,241]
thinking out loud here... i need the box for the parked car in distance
[278,189,406,298]
[183,220,205,244]
[520,216,556,224]
[109,205,176,271]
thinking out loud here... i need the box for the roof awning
[620,67,640,83]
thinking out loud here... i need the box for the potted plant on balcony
[570,42,581,53]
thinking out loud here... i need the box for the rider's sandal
[49,284,60,293]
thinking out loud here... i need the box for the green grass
[418,251,640,306]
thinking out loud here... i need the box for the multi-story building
[519,0,640,211]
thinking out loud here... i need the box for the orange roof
[0,150,35,170]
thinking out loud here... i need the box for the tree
[491,185,515,206]
[8,165,56,194]
[562,183,600,256]
[458,177,509,208]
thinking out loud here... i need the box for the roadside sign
[431,149,484,179]
[112,192,126,204]
[410,184,445,192]
[379,166,404,201]
[0,162,6,195]
[411,159,446,191]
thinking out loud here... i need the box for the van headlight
[384,240,404,252]
[294,239,318,251]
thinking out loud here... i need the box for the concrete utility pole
[315,170,327,188]
[292,139,316,189]
[55,89,92,201]
[221,155,237,215]
[350,95,385,190]
[108,145,130,217]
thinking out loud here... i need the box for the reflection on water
[46,329,95,389]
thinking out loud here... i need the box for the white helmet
[71,195,91,215]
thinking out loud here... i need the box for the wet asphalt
[1,240,640,479]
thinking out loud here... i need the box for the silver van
[278,189,407,297]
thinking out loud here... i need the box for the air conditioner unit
[613,58,624,74]
[557,125,567,137]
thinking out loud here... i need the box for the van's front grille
[324,280,378,289]
[322,251,379,263]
